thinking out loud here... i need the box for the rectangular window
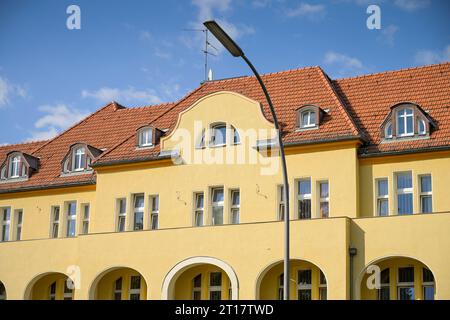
[133,194,144,231]
[319,181,329,218]
[150,195,159,230]
[14,209,23,240]
[397,267,414,300]
[297,270,312,300]
[396,172,413,215]
[117,199,126,232]
[319,271,327,300]
[113,277,122,300]
[376,179,389,216]
[50,206,60,238]
[420,175,432,213]
[63,281,73,300]
[211,188,224,225]
[1,208,11,242]
[66,202,77,237]
[209,272,222,300]
[298,179,311,219]
[422,268,435,300]
[230,190,240,224]
[194,193,204,227]
[378,268,390,300]
[129,276,141,300]
[81,204,90,234]
[192,274,202,300]
[278,185,285,221]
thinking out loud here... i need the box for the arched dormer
[61,143,102,175]
[381,102,435,140]
[135,126,164,149]
[296,105,323,130]
[0,151,39,182]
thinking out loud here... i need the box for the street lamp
[204,20,291,300]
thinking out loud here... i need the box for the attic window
[381,103,433,141]
[138,127,153,147]
[210,123,227,147]
[296,105,321,130]
[61,143,101,175]
[10,156,21,178]
[0,151,38,181]
[73,147,86,171]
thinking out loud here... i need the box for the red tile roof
[1,62,449,193]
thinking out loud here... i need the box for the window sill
[60,170,93,177]
[381,134,430,144]
[0,176,29,184]
[295,126,319,132]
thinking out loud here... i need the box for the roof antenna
[183,28,218,82]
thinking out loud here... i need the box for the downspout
[349,247,358,300]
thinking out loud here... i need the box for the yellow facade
[0,91,449,300]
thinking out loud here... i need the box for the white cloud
[27,104,89,141]
[378,24,399,46]
[0,76,27,108]
[324,51,365,76]
[139,30,152,41]
[81,87,162,104]
[252,0,271,8]
[285,3,326,19]
[394,0,430,11]
[414,45,450,65]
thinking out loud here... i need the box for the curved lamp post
[203,20,290,300]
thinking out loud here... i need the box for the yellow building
[0,62,449,300]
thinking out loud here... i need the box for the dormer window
[61,143,102,175]
[0,151,39,182]
[231,125,240,145]
[296,105,322,130]
[381,103,435,141]
[396,108,414,137]
[138,128,153,147]
[210,123,227,147]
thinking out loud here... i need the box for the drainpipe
[349,247,358,300]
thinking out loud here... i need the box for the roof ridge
[206,65,321,84]
[316,67,362,137]
[93,83,207,163]
[333,61,450,82]
[31,101,121,155]
[118,102,176,111]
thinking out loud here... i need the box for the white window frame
[396,108,414,137]
[63,280,73,300]
[422,268,435,300]
[81,204,90,234]
[297,178,312,219]
[48,281,57,300]
[418,119,426,135]
[65,201,77,237]
[385,122,393,138]
[209,272,222,300]
[231,125,240,145]
[139,128,153,147]
[378,268,390,300]
[300,110,316,128]
[230,189,240,224]
[113,277,123,300]
[150,195,159,230]
[10,156,21,178]
[319,181,329,218]
[376,178,389,216]
[278,185,285,221]
[50,206,60,238]
[211,187,224,225]
[419,174,432,213]
[194,192,204,227]
[133,194,144,231]
[397,267,415,300]
[129,276,141,300]
[297,269,312,300]
[73,147,86,171]
[196,128,206,149]
[210,123,227,147]
[192,274,202,300]
[117,198,127,232]
[396,172,413,215]
[14,209,23,241]
[1,207,11,242]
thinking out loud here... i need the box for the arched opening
[24,272,73,300]
[257,259,327,300]
[359,256,435,300]
[0,281,6,300]
[162,257,239,300]
[89,267,147,300]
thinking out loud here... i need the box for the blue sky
[0,0,449,144]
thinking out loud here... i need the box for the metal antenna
[183,28,218,81]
